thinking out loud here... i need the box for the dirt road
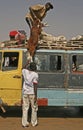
[0,107,83,130]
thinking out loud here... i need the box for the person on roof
[25,2,53,29]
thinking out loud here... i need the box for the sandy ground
[0,106,83,130]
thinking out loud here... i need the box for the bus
[0,46,83,111]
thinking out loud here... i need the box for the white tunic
[22,69,38,95]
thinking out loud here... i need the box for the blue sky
[0,0,83,41]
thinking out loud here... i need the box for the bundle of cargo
[71,35,83,41]
[67,35,83,49]
[0,40,27,48]
[40,31,67,43]
[0,30,27,48]
[9,30,27,44]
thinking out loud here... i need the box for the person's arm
[34,83,38,102]
[33,74,38,102]
[25,17,32,29]
[29,7,37,20]
[22,60,30,69]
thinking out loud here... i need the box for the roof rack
[1,40,83,50]
[38,40,83,50]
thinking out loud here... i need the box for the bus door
[34,52,66,106]
[0,52,2,70]
[68,53,83,106]
[0,50,22,106]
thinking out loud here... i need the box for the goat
[26,18,43,62]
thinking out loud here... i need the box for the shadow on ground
[0,106,83,118]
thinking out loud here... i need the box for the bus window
[72,55,83,72]
[50,55,62,71]
[2,52,19,71]
[0,52,2,70]
[34,54,48,71]
[72,55,77,71]
[77,55,83,71]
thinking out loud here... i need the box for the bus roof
[1,48,83,54]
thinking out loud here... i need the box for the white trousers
[22,94,38,126]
